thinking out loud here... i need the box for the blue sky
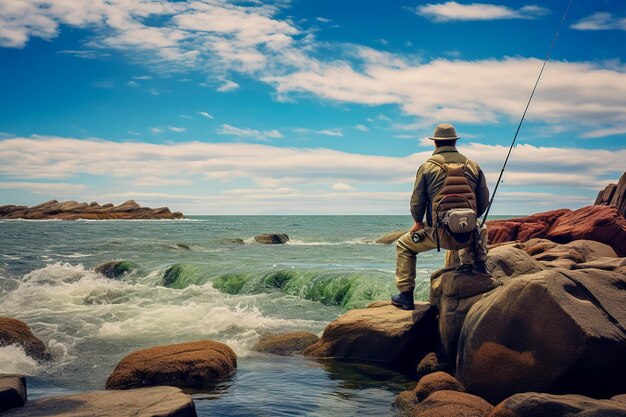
[0,0,625,214]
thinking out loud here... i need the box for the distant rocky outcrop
[0,318,50,361]
[3,386,196,417]
[106,340,236,390]
[253,332,320,356]
[595,171,626,218]
[0,200,183,220]
[488,205,626,256]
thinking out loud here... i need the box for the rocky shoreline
[0,200,183,220]
[2,195,626,415]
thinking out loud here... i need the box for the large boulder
[0,375,27,414]
[253,332,319,356]
[254,234,289,244]
[429,268,501,363]
[414,371,465,401]
[456,268,626,403]
[522,238,617,269]
[595,171,626,218]
[304,301,437,366]
[490,392,626,417]
[375,230,406,244]
[0,318,50,361]
[487,209,570,245]
[2,386,196,417]
[484,245,545,282]
[106,340,236,390]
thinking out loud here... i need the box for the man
[391,123,490,310]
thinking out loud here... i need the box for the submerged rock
[224,238,245,245]
[304,301,437,366]
[3,386,196,417]
[175,243,192,250]
[106,340,236,390]
[254,332,319,356]
[0,375,27,414]
[0,199,184,220]
[375,230,406,244]
[0,317,50,361]
[95,260,138,278]
[254,234,289,244]
[491,392,626,417]
[456,268,626,403]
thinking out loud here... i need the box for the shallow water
[0,216,505,415]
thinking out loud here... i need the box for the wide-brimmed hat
[429,123,460,141]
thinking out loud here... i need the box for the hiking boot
[455,263,473,273]
[474,261,491,276]
[391,291,415,310]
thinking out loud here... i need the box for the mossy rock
[95,261,139,278]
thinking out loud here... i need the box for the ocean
[0,215,505,416]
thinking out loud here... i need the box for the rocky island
[0,200,183,220]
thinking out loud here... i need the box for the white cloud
[332,182,355,191]
[150,127,162,134]
[168,126,186,133]
[217,124,283,140]
[197,111,214,119]
[414,2,549,22]
[133,75,152,80]
[127,80,140,88]
[179,114,192,119]
[580,126,626,139]
[0,181,86,194]
[571,12,626,31]
[127,131,141,136]
[217,80,240,92]
[354,124,369,132]
[317,129,343,137]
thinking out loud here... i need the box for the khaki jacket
[410,146,489,226]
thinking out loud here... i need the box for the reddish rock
[488,206,626,256]
[412,390,493,417]
[595,171,626,218]
[491,392,626,417]
[0,317,50,361]
[253,332,319,356]
[414,371,465,401]
[0,200,183,220]
[106,340,236,390]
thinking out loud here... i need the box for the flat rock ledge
[2,386,196,417]
[0,199,183,220]
[106,340,237,390]
[304,301,436,367]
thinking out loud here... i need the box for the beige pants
[395,226,488,292]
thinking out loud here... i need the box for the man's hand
[410,221,424,234]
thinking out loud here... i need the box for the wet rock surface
[490,392,626,417]
[254,234,290,244]
[0,317,50,361]
[253,332,320,356]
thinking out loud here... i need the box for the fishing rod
[480,0,573,227]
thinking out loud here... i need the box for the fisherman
[391,123,490,310]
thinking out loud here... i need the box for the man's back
[410,145,489,226]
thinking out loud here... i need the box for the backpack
[429,158,478,251]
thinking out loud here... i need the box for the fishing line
[480,0,574,226]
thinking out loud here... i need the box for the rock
[0,200,184,220]
[429,268,501,363]
[412,390,494,417]
[488,206,626,257]
[575,257,626,271]
[416,352,450,378]
[614,395,626,405]
[0,375,27,413]
[375,230,406,244]
[254,234,289,244]
[304,302,437,366]
[484,245,545,283]
[0,318,50,361]
[2,386,196,417]
[253,332,319,356]
[414,371,465,401]
[106,340,236,390]
[224,238,244,244]
[595,171,626,218]
[94,260,138,278]
[457,268,626,404]
[175,243,192,250]
[490,392,626,417]
[523,238,617,269]
[395,390,420,415]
